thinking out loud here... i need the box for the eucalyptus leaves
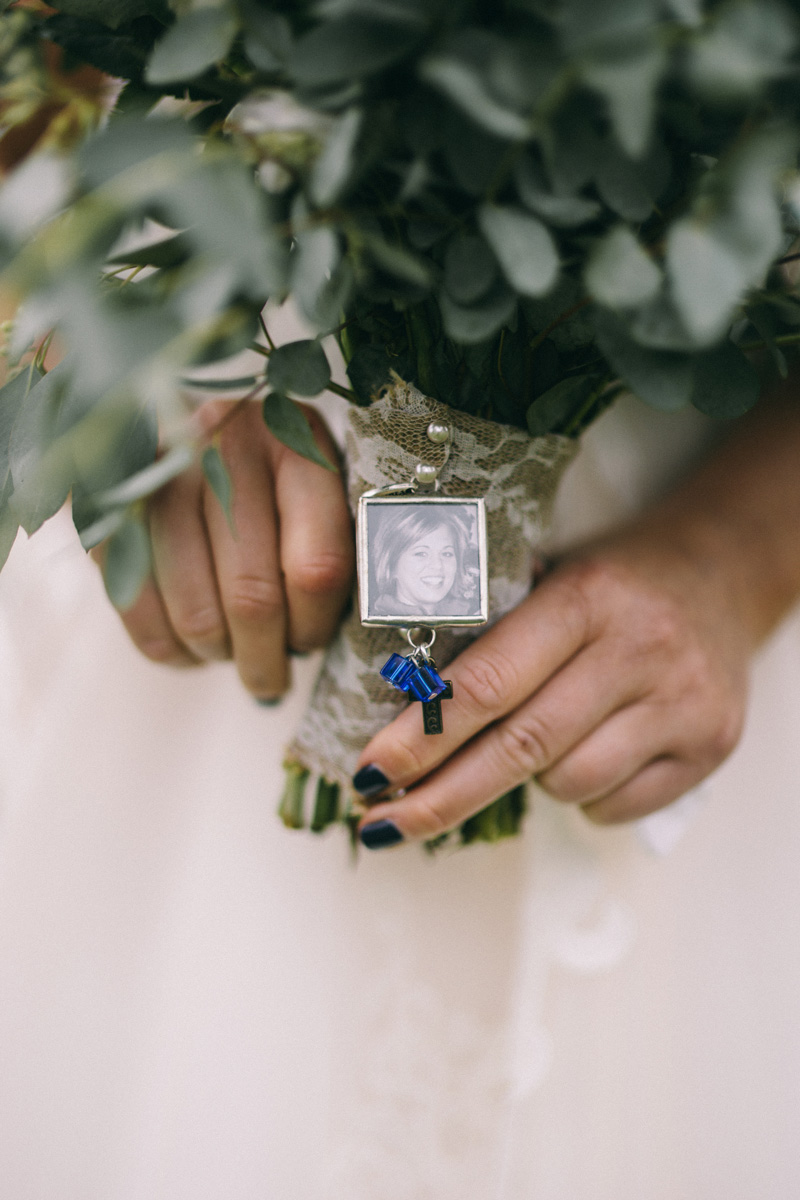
[1,0,800,603]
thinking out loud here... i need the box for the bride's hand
[97,400,354,702]
[353,384,800,845]
[352,522,755,842]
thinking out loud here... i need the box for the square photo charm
[357,495,488,627]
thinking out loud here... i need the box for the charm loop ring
[405,626,436,659]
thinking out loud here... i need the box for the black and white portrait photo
[357,497,488,626]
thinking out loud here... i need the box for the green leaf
[664,0,702,25]
[288,17,419,87]
[526,375,595,436]
[691,341,760,419]
[0,504,19,574]
[478,205,559,299]
[419,57,531,141]
[0,370,34,562]
[291,210,341,328]
[581,37,666,159]
[78,507,127,551]
[6,363,75,535]
[666,130,796,343]
[202,445,235,531]
[666,220,745,344]
[240,0,292,70]
[361,234,432,289]
[146,8,239,84]
[593,308,693,410]
[0,368,39,490]
[309,108,363,207]
[180,374,261,392]
[92,444,194,509]
[314,0,428,26]
[72,403,158,526]
[687,0,798,100]
[103,516,151,611]
[514,157,601,227]
[585,226,661,309]
[594,143,654,221]
[267,339,331,396]
[439,282,516,344]
[441,109,509,196]
[628,289,701,351]
[79,114,196,193]
[558,0,660,55]
[262,393,337,471]
[542,99,603,194]
[443,233,497,304]
[165,158,288,302]
[0,153,75,242]
[107,231,192,269]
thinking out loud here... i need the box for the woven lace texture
[287,379,578,787]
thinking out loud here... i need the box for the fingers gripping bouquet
[283,378,577,843]
[1,0,800,844]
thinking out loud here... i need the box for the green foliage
[1,0,800,585]
[267,339,331,396]
[202,444,235,531]
[146,9,237,84]
[102,513,151,610]
[262,393,337,471]
[691,341,760,418]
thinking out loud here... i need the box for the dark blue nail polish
[256,697,281,708]
[360,820,404,850]
[352,764,390,798]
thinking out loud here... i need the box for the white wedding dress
[2,392,800,1200]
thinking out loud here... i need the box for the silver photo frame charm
[355,418,488,736]
[356,493,488,628]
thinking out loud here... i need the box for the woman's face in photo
[394,523,458,609]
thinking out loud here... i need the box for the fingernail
[256,696,281,708]
[352,764,390,798]
[360,820,404,850]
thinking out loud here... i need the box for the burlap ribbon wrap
[285,380,579,822]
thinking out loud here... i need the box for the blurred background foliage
[2,0,800,604]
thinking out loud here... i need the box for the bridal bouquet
[2,0,800,842]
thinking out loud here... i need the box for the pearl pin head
[426,420,451,445]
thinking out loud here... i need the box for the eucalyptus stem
[739,330,800,351]
[310,777,340,832]
[279,763,310,829]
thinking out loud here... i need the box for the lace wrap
[286,380,579,792]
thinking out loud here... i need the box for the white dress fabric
[1,395,800,1200]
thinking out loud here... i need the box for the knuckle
[494,712,554,776]
[458,651,515,715]
[641,603,684,655]
[410,794,449,837]
[172,604,227,647]
[225,575,284,624]
[288,551,353,597]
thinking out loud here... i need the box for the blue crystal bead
[380,653,447,702]
[405,662,447,703]
[380,653,417,691]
